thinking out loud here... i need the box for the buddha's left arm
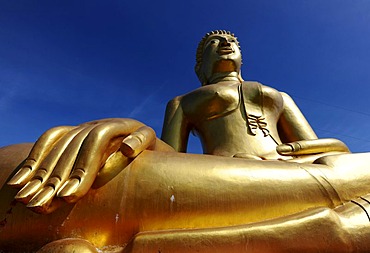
[277,92,350,156]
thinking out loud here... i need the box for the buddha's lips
[217,47,234,55]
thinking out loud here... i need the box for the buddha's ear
[201,75,210,86]
[195,66,208,86]
[201,76,208,86]
[238,70,244,82]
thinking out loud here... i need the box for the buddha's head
[195,30,242,85]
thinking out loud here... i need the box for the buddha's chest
[181,84,240,121]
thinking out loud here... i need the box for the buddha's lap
[1,145,370,250]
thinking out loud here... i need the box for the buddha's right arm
[161,96,190,152]
[7,118,173,214]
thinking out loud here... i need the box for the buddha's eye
[230,39,236,43]
[205,39,219,48]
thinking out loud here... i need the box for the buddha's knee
[37,238,98,253]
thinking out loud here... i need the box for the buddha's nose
[220,39,231,47]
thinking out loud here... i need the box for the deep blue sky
[1,0,370,154]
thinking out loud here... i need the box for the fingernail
[29,198,64,214]
[57,178,80,199]
[15,179,42,203]
[27,186,55,208]
[8,167,32,187]
[121,136,141,157]
[276,144,293,154]
[122,135,141,151]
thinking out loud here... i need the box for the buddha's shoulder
[186,83,238,95]
[249,81,284,101]
[243,81,281,96]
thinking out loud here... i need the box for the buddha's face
[200,34,242,83]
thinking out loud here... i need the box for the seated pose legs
[1,30,369,252]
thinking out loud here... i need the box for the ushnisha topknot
[195,30,241,84]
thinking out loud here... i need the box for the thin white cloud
[0,70,24,112]
[128,82,166,118]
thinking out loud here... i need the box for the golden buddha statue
[1,30,370,252]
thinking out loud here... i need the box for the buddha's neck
[207,72,242,84]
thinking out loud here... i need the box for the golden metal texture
[1,30,370,252]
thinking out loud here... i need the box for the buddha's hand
[7,118,174,214]
[276,138,350,156]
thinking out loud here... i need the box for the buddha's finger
[8,126,75,187]
[57,120,143,203]
[14,127,85,203]
[276,143,299,155]
[277,138,350,156]
[80,117,126,126]
[26,125,97,213]
[120,126,156,158]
